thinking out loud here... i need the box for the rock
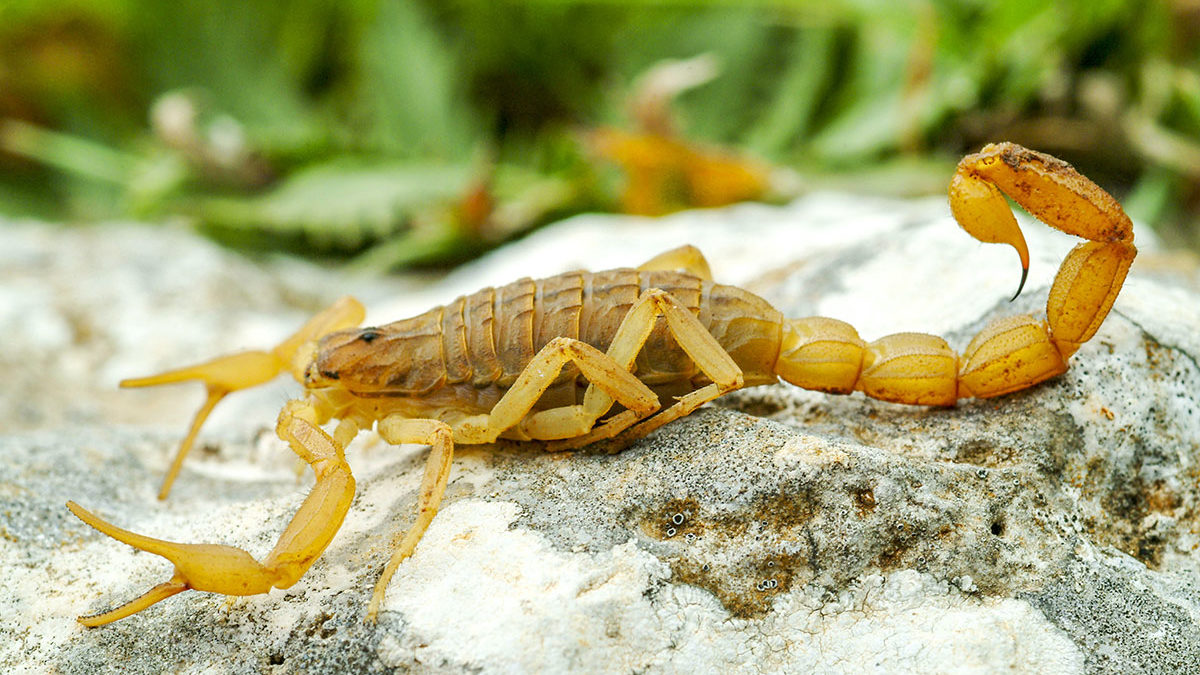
[2,193,1199,674]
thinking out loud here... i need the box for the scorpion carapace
[67,142,1136,626]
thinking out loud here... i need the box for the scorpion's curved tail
[772,142,1136,406]
[121,296,364,499]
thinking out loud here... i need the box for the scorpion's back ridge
[314,268,783,401]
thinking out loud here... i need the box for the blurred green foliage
[3,0,1200,264]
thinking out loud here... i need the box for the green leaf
[744,28,838,157]
[349,0,478,158]
[1122,167,1175,229]
[197,162,472,253]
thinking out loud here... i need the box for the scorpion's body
[315,269,781,432]
[67,142,1139,627]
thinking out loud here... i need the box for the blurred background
[3,0,1200,270]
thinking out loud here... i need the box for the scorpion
[68,142,1137,626]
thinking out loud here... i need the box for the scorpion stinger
[1011,265,1029,303]
[948,151,1032,302]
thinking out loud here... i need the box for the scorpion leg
[610,289,744,443]
[67,401,357,626]
[461,337,661,442]
[553,288,745,450]
[121,297,364,499]
[366,417,454,622]
[361,290,742,614]
[637,245,713,280]
[362,347,662,620]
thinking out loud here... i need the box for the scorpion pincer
[67,142,1136,625]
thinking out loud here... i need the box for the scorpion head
[305,327,399,391]
[305,322,448,397]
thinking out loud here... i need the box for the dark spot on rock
[754,490,817,530]
[852,487,876,516]
[268,653,284,665]
[717,389,788,417]
[672,552,811,620]
[873,518,950,576]
[642,498,705,540]
[1145,480,1181,514]
[303,612,336,639]
[1093,456,1182,569]
[991,519,1005,536]
[637,495,819,619]
[954,439,1015,467]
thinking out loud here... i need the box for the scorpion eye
[359,330,381,344]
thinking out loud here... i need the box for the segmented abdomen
[314,269,783,402]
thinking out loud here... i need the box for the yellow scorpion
[68,142,1136,626]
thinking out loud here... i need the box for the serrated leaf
[197,162,471,252]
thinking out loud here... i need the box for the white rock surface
[2,194,1199,674]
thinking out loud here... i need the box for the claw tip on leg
[364,594,383,625]
[65,500,87,520]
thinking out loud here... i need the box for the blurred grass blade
[745,28,837,157]
[348,219,480,271]
[354,0,478,157]
[0,119,135,184]
[1121,167,1175,228]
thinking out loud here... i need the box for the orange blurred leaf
[588,127,770,216]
